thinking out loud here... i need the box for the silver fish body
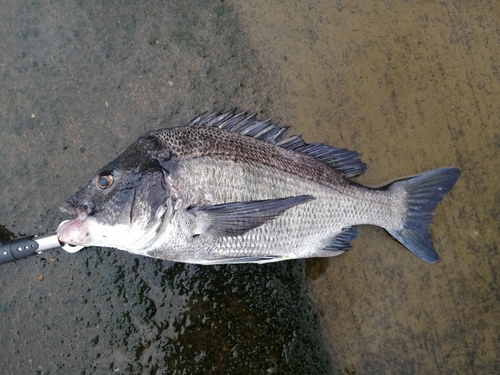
[57,110,460,264]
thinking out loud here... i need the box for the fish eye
[96,173,114,190]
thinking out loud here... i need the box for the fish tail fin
[386,167,460,263]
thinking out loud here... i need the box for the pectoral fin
[189,195,315,237]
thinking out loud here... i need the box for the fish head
[57,134,175,252]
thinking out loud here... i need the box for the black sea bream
[57,110,460,264]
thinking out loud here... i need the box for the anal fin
[323,227,360,252]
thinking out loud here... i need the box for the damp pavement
[0,1,499,374]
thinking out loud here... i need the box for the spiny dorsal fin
[188,109,287,143]
[188,109,367,177]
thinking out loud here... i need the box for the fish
[57,109,460,264]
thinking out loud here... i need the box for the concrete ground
[0,1,498,374]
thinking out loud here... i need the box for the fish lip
[60,197,92,221]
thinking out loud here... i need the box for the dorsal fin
[188,109,367,177]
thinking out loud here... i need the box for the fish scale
[152,155,402,263]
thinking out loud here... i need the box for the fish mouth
[60,197,92,221]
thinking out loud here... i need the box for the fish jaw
[57,216,133,249]
[57,206,166,254]
[58,195,126,248]
[58,197,95,247]
[57,219,92,248]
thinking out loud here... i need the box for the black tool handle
[0,232,64,265]
[0,237,40,265]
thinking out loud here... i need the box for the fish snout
[60,197,93,221]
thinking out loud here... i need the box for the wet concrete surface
[0,1,329,374]
[0,0,498,374]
